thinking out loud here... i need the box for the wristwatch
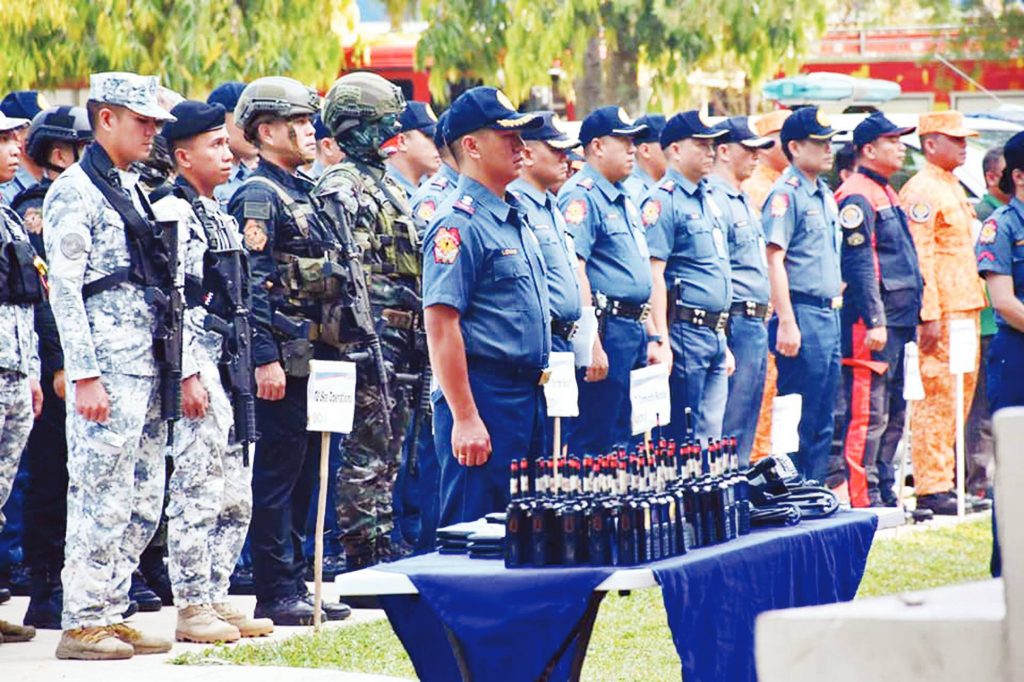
[648,334,664,345]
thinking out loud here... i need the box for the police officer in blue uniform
[977,130,1024,576]
[510,112,582,353]
[642,111,732,444]
[558,106,663,456]
[385,101,439,199]
[834,112,922,508]
[411,110,460,231]
[763,107,843,484]
[227,78,349,625]
[208,82,257,208]
[706,116,774,463]
[422,87,549,526]
[623,114,667,206]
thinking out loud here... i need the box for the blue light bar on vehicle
[762,73,902,104]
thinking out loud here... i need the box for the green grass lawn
[171,517,994,680]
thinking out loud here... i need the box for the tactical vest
[835,172,921,293]
[0,207,45,305]
[318,162,421,284]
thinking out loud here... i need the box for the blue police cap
[632,114,666,144]
[433,109,450,148]
[521,111,579,150]
[999,130,1024,195]
[399,101,438,139]
[161,101,226,144]
[780,106,841,146]
[0,91,45,122]
[579,106,647,147]
[206,81,246,113]
[313,113,330,141]
[446,87,542,142]
[660,110,726,147]
[852,111,915,148]
[712,116,774,149]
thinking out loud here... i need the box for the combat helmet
[235,77,320,141]
[26,106,92,169]
[322,72,406,164]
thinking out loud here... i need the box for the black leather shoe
[5,563,31,596]
[967,494,993,512]
[130,572,163,612]
[916,492,958,516]
[254,595,323,626]
[122,600,139,619]
[23,567,63,630]
[0,587,10,604]
[300,593,351,621]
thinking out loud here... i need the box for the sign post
[544,352,579,493]
[306,360,357,631]
[630,364,671,436]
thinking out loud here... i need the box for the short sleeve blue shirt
[977,197,1024,327]
[623,166,656,207]
[411,163,460,235]
[762,166,842,299]
[423,175,551,368]
[706,173,770,305]
[557,163,653,305]
[509,178,582,323]
[640,169,732,312]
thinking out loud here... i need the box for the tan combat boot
[176,604,241,643]
[0,619,35,643]
[55,626,134,660]
[213,601,274,638]
[107,622,173,654]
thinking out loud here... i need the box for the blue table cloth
[376,510,877,682]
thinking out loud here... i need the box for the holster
[280,338,314,378]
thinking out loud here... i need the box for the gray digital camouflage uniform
[155,191,252,607]
[43,161,189,630]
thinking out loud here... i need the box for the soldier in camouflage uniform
[155,100,273,643]
[0,107,42,645]
[314,73,422,570]
[44,72,179,660]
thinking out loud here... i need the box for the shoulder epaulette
[430,176,450,190]
[453,194,476,215]
[785,175,800,188]
[659,180,676,193]
[579,177,595,190]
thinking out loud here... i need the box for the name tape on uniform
[630,364,671,435]
[571,306,599,368]
[770,393,802,456]
[306,360,357,433]
[948,318,978,375]
[543,352,579,418]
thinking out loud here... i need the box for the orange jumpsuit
[742,163,781,462]
[898,161,986,496]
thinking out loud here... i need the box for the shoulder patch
[60,233,87,260]
[453,195,475,215]
[979,218,998,245]
[845,232,866,247]
[433,226,461,264]
[243,201,271,220]
[978,249,996,262]
[659,180,676,193]
[839,203,865,230]
[579,178,595,190]
[243,219,268,251]
[22,207,42,234]
[641,199,662,228]
[908,203,932,223]
[769,193,790,218]
[563,199,587,225]
[417,199,437,222]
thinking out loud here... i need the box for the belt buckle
[638,303,650,323]
[566,322,578,340]
[692,308,707,326]
[745,301,757,317]
[538,368,552,386]
[716,313,729,333]
[831,296,843,310]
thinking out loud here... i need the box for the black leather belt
[791,292,843,310]
[467,356,551,385]
[595,296,650,322]
[729,301,770,320]
[672,304,729,333]
[551,318,578,341]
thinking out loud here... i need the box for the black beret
[161,101,226,144]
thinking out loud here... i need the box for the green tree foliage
[0,0,356,96]
[416,0,828,111]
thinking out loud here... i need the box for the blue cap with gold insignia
[399,101,438,139]
[853,111,915,148]
[521,111,579,150]
[446,87,542,142]
[713,116,775,149]
[207,81,247,112]
[780,106,841,147]
[0,91,46,122]
[633,114,666,145]
[660,110,727,146]
[580,106,647,147]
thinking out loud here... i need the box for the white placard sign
[948,318,978,375]
[571,306,598,368]
[544,352,579,417]
[903,341,925,401]
[770,393,802,456]
[630,364,671,435]
[306,360,357,433]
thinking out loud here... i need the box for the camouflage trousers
[62,373,167,630]
[0,370,32,532]
[168,360,252,606]
[335,375,411,563]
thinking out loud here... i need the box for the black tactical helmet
[26,106,92,167]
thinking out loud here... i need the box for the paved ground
[0,585,407,681]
